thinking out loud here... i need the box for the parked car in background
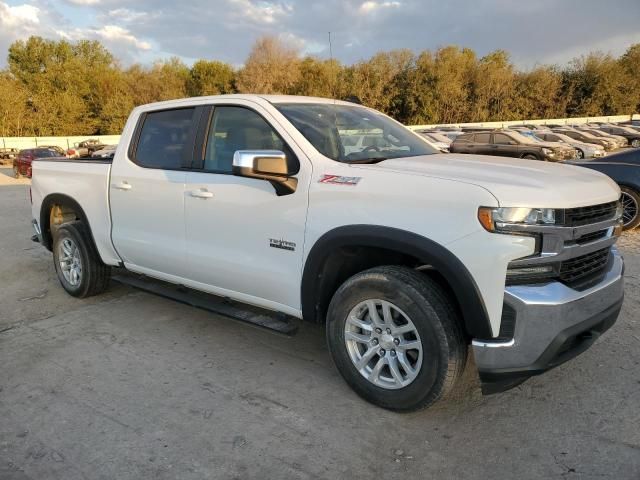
[13,148,60,178]
[40,145,67,157]
[535,131,606,159]
[552,128,618,151]
[450,129,575,161]
[569,149,640,229]
[576,128,628,149]
[595,125,640,147]
[91,145,117,159]
[416,131,451,152]
[0,147,19,162]
[432,129,464,141]
[68,139,106,158]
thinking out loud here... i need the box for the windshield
[519,131,544,142]
[577,130,599,139]
[275,103,438,163]
[550,133,572,143]
[505,130,538,144]
[34,149,60,158]
[423,132,451,143]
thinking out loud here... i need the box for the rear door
[110,106,202,278]
[183,102,310,313]
[473,132,492,155]
[490,133,515,157]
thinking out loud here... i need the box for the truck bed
[30,158,121,265]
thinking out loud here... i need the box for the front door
[184,103,310,314]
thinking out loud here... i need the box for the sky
[1,0,639,69]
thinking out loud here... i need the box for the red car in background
[13,148,60,178]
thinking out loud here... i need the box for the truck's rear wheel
[53,221,110,297]
[326,266,466,411]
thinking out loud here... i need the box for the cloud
[94,25,151,50]
[359,1,401,14]
[1,0,640,69]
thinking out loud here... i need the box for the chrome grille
[559,248,611,286]
[563,201,617,227]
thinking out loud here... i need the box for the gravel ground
[1,168,639,480]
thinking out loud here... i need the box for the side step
[112,273,298,335]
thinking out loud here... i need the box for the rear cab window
[132,108,197,169]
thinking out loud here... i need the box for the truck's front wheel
[53,221,110,298]
[326,266,467,411]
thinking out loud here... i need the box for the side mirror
[232,150,297,196]
[509,141,517,145]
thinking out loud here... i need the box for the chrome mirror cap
[232,150,297,196]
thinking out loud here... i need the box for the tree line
[1,35,639,137]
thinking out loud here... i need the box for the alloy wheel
[344,299,423,390]
[58,237,83,286]
[621,191,639,228]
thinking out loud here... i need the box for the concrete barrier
[0,135,121,151]
[406,114,639,130]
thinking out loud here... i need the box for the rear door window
[493,133,513,145]
[134,108,197,169]
[475,133,490,143]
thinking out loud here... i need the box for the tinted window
[493,133,513,145]
[33,149,58,158]
[276,103,437,162]
[475,133,490,143]
[203,106,297,174]
[135,108,196,169]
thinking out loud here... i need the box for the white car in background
[417,131,452,152]
[91,145,117,159]
[530,131,606,159]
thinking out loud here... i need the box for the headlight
[542,148,554,155]
[478,206,556,232]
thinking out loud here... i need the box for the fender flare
[301,225,493,339]
[39,193,99,254]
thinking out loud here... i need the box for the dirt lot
[1,168,639,479]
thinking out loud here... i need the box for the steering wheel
[363,145,381,153]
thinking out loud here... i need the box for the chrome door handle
[190,189,213,199]
[112,181,132,190]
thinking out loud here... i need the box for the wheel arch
[40,193,100,255]
[301,225,493,339]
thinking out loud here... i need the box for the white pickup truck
[30,95,625,411]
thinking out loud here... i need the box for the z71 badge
[319,174,361,186]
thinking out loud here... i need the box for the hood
[571,141,601,150]
[357,154,620,208]
[532,141,566,149]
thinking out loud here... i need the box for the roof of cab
[134,94,358,112]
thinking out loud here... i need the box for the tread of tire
[330,265,467,411]
[57,221,110,297]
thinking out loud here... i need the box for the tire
[326,266,467,412]
[620,186,640,230]
[576,149,585,159]
[52,221,111,297]
[522,154,538,160]
[13,165,20,178]
[631,139,640,148]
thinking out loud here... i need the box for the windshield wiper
[342,157,389,164]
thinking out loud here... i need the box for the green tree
[187,60,235,96]
[236,35,301,94]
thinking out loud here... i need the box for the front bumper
[473,248,624,393]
